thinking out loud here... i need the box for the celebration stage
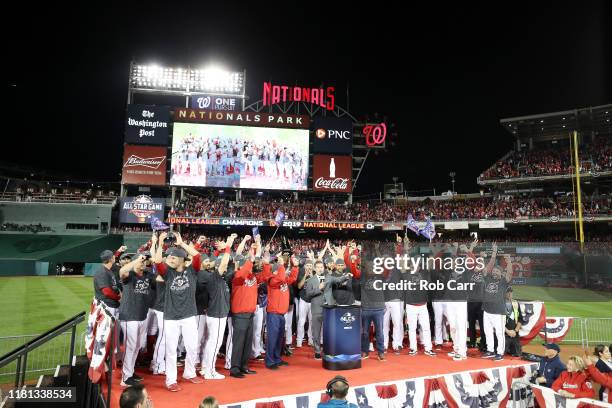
[108,344,534,407]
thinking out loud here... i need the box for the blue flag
[419,218,435,241]
[150,216,169,231]
[275,209,285,224]
[406,214,420,235]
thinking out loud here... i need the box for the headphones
[326,375,349,396]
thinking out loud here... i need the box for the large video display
[170,122,309,190]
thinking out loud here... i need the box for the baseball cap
[544,343,560,352]
[100,250,114,262]
[335,259,346,266]
[119,253,132,260]
[166,247,187,258]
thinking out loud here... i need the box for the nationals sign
[121,145,167,185]
[312,155,352,192]
[262,82,335,111]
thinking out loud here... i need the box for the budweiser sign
[312,155,352,192]
[314,177,349,190]
[124,155,166,169]
[122,145,167,186]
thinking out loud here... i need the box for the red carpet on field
[109,345,525,407]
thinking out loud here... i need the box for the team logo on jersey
[471,271,484,283]
[340,312,356,325]
[486,281,499,294]
[280,283,288,292]
[135,279,150,294]
[244,277,257,287]
[170,275,189,291]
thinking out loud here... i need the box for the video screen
[170,122,309,190]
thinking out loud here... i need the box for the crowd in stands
[0,189,117,205]
[480,136,612,180]
[167,194,611,222]
[0,222,53,233]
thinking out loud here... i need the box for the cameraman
[318,376,358,408]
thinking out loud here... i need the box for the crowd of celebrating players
[92,231,610,402]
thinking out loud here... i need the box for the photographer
[318,376,358,408]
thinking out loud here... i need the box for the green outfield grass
[0,277,610,337]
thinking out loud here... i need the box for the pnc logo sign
[312,117,353,154]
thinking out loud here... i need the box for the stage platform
[108,344,530,407]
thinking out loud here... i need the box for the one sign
[119,195,165,223]
[121,145,167,185]
[190,94,239,111]
[125,104,170,145]
[262,82,335,111]
[312,155,352,193]
[311,117,353,154]
[174,108,310,129]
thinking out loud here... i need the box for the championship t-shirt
[119,270,155,321]
[93,265,120,308]
[482,275,509,315]
[156,254,201,320]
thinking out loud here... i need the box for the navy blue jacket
[538,355,566,388]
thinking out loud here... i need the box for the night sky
[5,3,611,195]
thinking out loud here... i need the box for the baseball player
[118,255,155,386]
[152,232,204,392]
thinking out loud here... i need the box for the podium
[322,305,361,370]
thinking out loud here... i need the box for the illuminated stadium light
[130,63,244,95]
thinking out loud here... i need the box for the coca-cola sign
[314,177,349,190]
[312,155,352,192]
[122,145,167,186]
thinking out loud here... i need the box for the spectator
[592,345,612,401]
[584,352,612,403]
[318,376,358,408]
[535,343,565,387]
[119,384,151,408]
[199,396,219,408]
[551,355,595,399]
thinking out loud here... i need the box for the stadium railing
[0,312,85,388]
[0,330,86,382]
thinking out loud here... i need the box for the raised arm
[235,234,249,256]
[502,253,513,282]
[218,234,238,275]
[152,233,167,276]
[483,242,498,275]
[174,232,199,257]
[119,255,144,280]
